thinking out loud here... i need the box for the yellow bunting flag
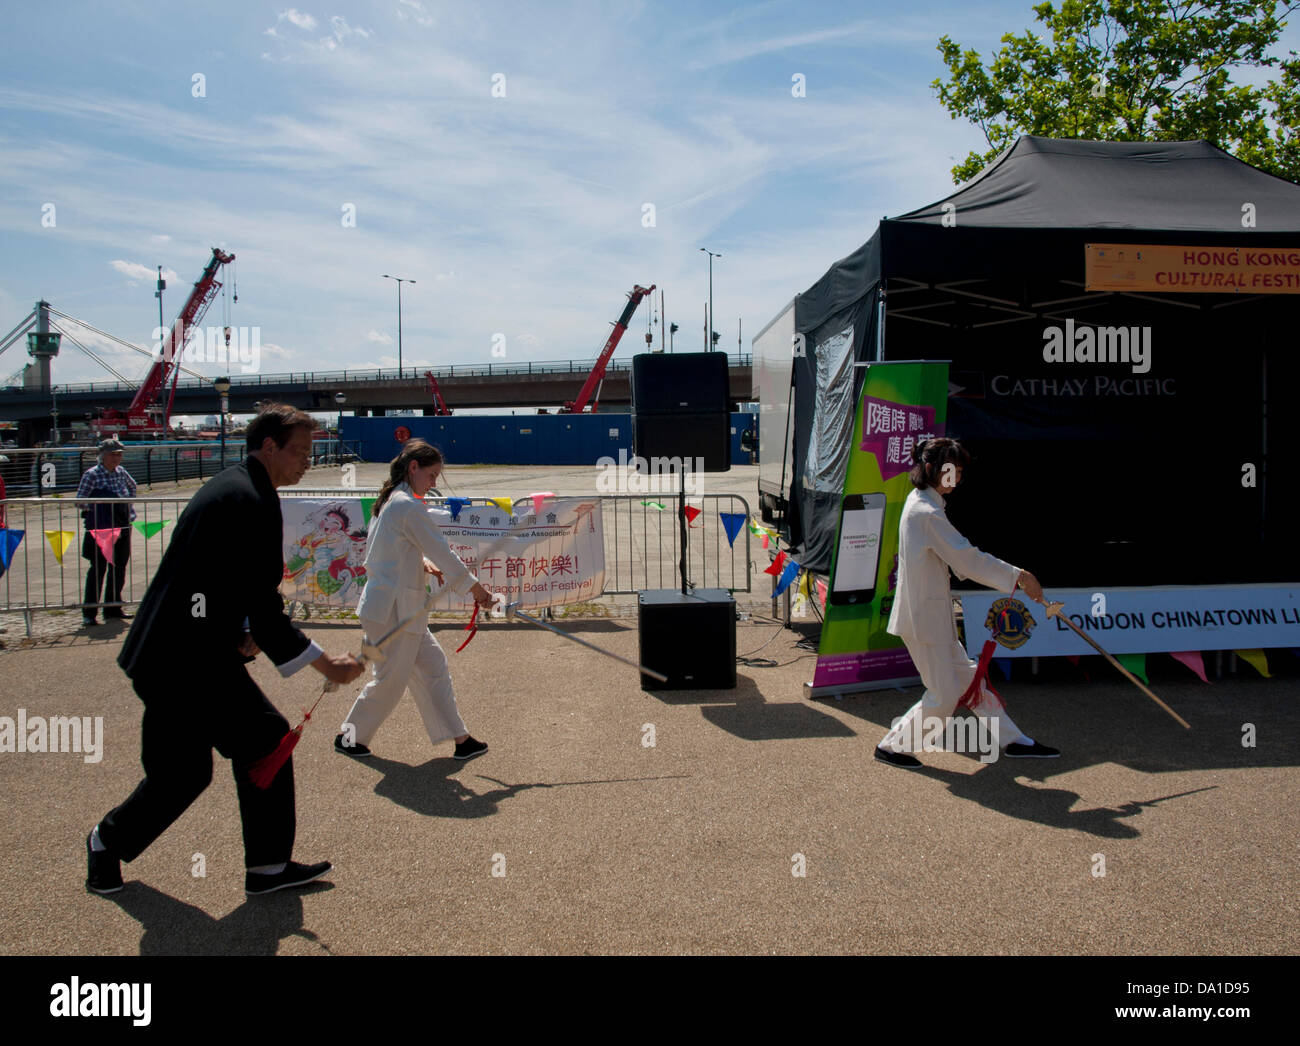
[45,529,76,564]
[1235,649,1272,678]
[488,496,513,516]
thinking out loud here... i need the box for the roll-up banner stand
[807,360,950,697]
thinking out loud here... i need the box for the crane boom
[561,283,655,414]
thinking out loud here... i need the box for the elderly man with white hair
[76,438,137,626]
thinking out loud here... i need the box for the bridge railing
[0,489,753,633]
[0,354,754,398]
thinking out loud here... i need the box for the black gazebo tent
[785,135,1299,589]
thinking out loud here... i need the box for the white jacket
[886,485,1020,644]
[356,483,478,633]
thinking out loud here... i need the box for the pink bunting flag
[815,579,827,607]
[760,533,769,549]
[1169,650,1209,683]
[90,527,123,561]
[528,492,555,515]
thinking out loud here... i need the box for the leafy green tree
[933,1,1300,183]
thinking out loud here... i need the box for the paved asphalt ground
[1,465,1297,954]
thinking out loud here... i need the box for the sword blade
[511,607,669,682]
[1053,611,1191,729]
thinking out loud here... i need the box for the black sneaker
[453,736,488,761]
[86,831,123,895]
[245,860,332,896]
[874,746,923,769]
[1004,741,1060,758]
[334,733,371,758]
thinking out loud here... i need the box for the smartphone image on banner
[829,493,886,606]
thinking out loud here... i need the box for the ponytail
[373,439,444,517]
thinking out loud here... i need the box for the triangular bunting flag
[131,519,169,540]
[773,561,801,597]
[719,512,746,547]
[44,529,76,564]
[683,505,701,528]
[487,496,513,515]
[760,533,770,549]
[1235,649,1271,678]
[1115,652,1148,685]
[90,527,123,561]
[528,492,555,515]
[747,520,763,535]
[1169,650,1209,683]
[992,657,1012,681]
[1065,654,1091,681]
[359,498,376,527]
[764,550,788,577]
[446,497,470,521]
[0,528,24,569]
[798,571,813,599]
[641,500,666,511]
[815,579,827,608]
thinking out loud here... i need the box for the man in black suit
[86,404,364,896]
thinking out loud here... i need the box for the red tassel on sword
[247,685,331,789]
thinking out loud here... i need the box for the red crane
[424,370,453,415]
[560,283,655,413]
[92,247,235,439]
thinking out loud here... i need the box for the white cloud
[111,260,177,283]
[149,234,171,243]
[279,9,317,30]
[396,0,435,27]
[366,330,393,344]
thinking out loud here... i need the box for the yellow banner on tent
[44,529,76,564]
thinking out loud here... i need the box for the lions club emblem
[985,597,1036,650]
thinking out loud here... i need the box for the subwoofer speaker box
[638,589,737,690]
[631,352,731,471]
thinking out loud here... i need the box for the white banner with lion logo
[280,496,605,610]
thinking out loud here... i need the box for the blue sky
[2,0,1296,404]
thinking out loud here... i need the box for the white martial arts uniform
[878,485,1033,753]
[343,483,480,747]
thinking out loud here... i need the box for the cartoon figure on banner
[284,504,368,601]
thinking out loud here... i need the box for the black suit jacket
[118,456,311,680]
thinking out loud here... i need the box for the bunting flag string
[528,492,555,515]
[487,496,513,516]
[44,529,76,564]
[763,550,788,577]
[718,512,746,547]
[1169,650,1210,683]
[1235,649,1271,678]
[641,500,666,511]
[89,527,123,561]
[0,528,25,569]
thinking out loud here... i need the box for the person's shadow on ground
[105,881,334,955]
[360,756,688,820]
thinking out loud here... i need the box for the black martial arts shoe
[245,860,332,896]
[86,831,123,895]
[874,746,923,769]
[1004,741,1060,758]
[334,733,371,758]
[453,736,488,761]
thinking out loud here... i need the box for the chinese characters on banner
[859,397,938,481]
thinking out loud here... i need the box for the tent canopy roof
[892,135,1300,232]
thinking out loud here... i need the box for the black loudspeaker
[638,589,737,690]
[631,352,731,471]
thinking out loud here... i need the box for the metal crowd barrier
[0,489,753,635]
[0,441,361,497]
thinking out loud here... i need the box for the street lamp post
[381,274,416,377]
[214,376,231,468]
[699,248,721,352]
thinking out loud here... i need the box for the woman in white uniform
[875,437,1059,768]
[336,439,496,762]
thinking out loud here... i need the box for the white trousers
[343,611,468,747]
[879,638,1031,753]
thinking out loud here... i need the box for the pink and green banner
[809,361,949,694]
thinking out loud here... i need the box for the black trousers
[98,667,296,869]
[82,529,131,615]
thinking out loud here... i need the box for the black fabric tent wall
[786,136,1299,587]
